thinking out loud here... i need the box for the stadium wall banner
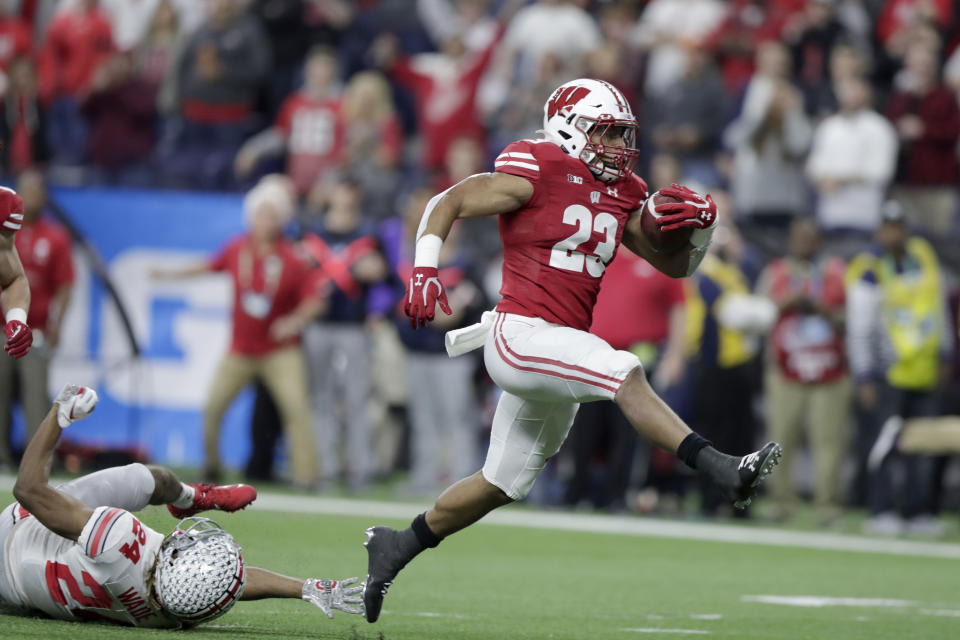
[36,187,259,469]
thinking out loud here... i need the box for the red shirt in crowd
[274,93,343,195]
[39,7,114,100]
[14,217,74,332]
[0,16,31,70]
[590,251,686,350]
[389,28,501,170]
[209,234,324,356]
[885,86,960,187]
[761,256,846,384]
[877,0,952,46]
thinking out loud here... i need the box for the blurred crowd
[3,0,960,535]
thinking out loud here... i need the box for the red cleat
[167,483,258,519]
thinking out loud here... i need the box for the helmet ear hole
[558,131,572,140]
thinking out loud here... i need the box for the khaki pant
[892,186,958,235]
[204,347,316,486]
[765,367,851,518]
[0,339,51,467]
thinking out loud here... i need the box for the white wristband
[414,234,443,268]
[5,307,26,325]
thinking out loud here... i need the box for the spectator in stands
[496,0,599,87]
[417,0,500,55]
[846,202,952,536]
[372,24,500,172]
[383,186,484,496]
[152,176,323,488]
[724,41,812,227]
[705,0,794,93]
[645,44,726,186]
[251,0,321,119]
[80,52,156,182]
[0,171,73,471]
[39,0,114,165]
[339,70,404,220]
[165,0,270,189]
[783,0,851,109]
[136,0,185,90]
[806,41,870,119]
[876,0,952,62]
[885,41,960,235]
[757,218,849,525]
[631,0,727,97]
[563,248,688,513]
[806,76,898,232]
[235,46,342,195]
[0,56,48,176]
[300,174,390,491]
[0,3,32,72]
[59,0,202,51]
[687,212,775,518]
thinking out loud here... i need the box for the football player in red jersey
[361,79,783,622]
[0,185,32,359]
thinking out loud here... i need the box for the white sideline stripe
[741,595,916,608]
[624,630,709,636]
[2,475,959,560]
[246,493,960,560]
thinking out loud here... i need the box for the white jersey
[1,504,179,628]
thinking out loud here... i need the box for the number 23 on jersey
[549,204,618,277]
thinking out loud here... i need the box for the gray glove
[302,577,364,618]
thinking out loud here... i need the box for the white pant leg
[54,463,156,511]
[481,392,579,500]
[483,313,640,403]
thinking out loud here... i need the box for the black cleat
[362,526,406,623]
[729,442,782,508]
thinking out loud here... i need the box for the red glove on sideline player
[653,184,717,232]
[4,319,32,359]
[404,266,451,329]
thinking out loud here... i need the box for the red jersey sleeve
[209,238,240,272]
[494,140,542,184]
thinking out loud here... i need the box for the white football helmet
[154,517,246,626]
[542,78,640,182]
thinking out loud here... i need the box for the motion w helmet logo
[547,86,590,119]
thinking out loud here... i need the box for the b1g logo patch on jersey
[568,174,583,185]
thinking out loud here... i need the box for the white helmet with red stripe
[541,78,639,182]
[154,517,246,626]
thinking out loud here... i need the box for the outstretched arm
[242,568,363,618]
[12,385,98,540]
[406,172,532,328]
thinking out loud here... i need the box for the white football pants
[480,313,641,500]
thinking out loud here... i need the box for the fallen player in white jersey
[0,384,362,628]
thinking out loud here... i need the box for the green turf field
[1,491,959,640]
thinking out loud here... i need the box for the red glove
[4,319,32,359]
[404,266,451,329]
[653,184,718,232]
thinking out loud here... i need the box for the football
[640,191,694,253]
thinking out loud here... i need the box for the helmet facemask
[576,116,640,183]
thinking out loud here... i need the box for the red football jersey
[494,139,648,331]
